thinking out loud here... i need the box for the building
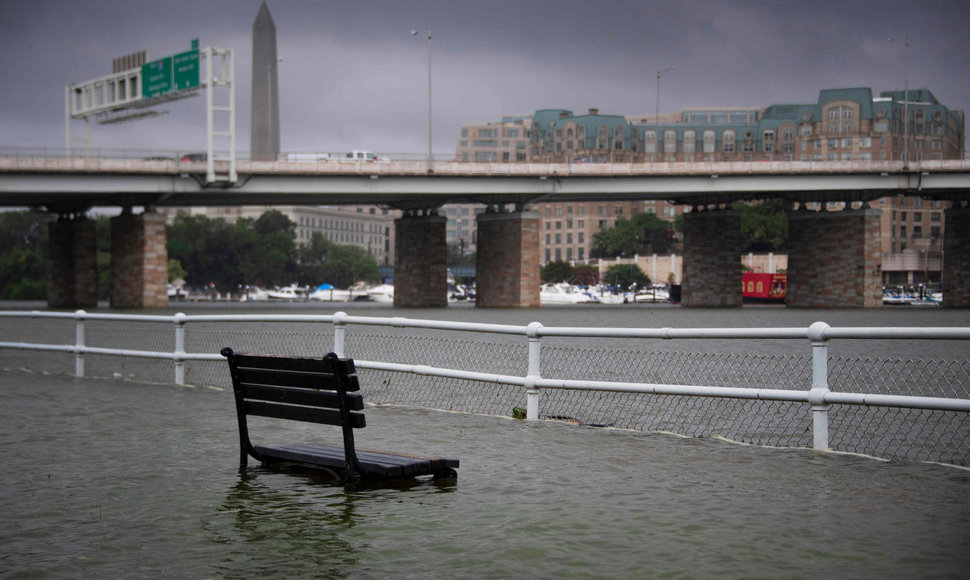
[456,116,531,163]
[459,86,964,277]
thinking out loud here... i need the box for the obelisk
[251,1,280,161]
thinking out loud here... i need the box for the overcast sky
[1,0,968,157]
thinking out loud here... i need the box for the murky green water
[1,368,968,578]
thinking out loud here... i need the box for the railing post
[526,322,543,420]
[74,309,86,377]
[807,321,831,451]
[173,313,186,385]
[333,311,348,357]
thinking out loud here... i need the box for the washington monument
[251,1,280,161]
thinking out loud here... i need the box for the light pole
[889,35,909,167]
[655,65,676,160]
[411,30,432,171]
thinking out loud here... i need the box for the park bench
[221,348,459,486]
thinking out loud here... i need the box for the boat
[633,285,670,303]
[308,283,369,302]
[742,272,787,304]
[267,284,309,301]
[240,286,270,301]
[367,283,395,303]
[540,283,599,305]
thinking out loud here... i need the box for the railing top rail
[0,310,968,341]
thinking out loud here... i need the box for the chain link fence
[1,313,968,466]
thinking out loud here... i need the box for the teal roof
[817,88,874,119]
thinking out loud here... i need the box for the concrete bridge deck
[1,157,969,210]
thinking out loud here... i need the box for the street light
[889,35,909,167]
[655,65,676,160]
[411,29,432,171]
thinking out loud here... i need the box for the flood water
[2,301,969,577]
[1,362,969,577]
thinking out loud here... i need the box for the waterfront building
[456,116,531,163]
[461,86,964,276]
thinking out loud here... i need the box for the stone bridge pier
[943,203,970,308]
[786,206,882,308]
[393,210,448,308]
[475,206,540,308]
[48,215,98,308]
[681,207,742,307]
[110,210,169,309]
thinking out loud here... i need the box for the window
[664,130,677,153]
[683,130,696,153]
[782,128,794,141]
[859,137,871,147]
[702,130,716,153]
[723,130,736,153]
[827,105,854,134]
[763,130,775,153]
[644,130,657,153]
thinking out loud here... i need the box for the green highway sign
[173,49,200,91]
[142,56,172,98]
[141,40,200,99]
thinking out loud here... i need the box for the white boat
[309,283,356,302]
[240,286,270,301]
[540,283,599,305]
[267,284,309,300]
[633,286,670,303]
[367,283,395,303]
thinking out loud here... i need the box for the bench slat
[241,383,364,411]
[233,353,356,378]
[235,366,361,392]
[258,444,457,479]
[246,400,366,428]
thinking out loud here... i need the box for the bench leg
[432,468,458,482]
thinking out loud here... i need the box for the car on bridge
[340,150,389,162]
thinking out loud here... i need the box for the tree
[570,264,599,286]
[603,264,650,290]
[541,260,574,283]
[297,232,379,288]
[734,199,790,252]
[167,212,242,289]
[0,211,52,300]
[591,213,676,258]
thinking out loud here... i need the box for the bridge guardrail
[1,309,968,466]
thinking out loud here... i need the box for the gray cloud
[1,0,967,156]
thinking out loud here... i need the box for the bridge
[2,153,969,310]
[2,156,969,209]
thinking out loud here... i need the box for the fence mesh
[1,317,967,466]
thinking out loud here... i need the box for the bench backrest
[221,348,364,474]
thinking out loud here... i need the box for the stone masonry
[787,208,882,308]
[681,209,742,307]
[943,203,970,308]
[475,210,540,308]
[47,216,97,308]
[394,213,448,307]
[110,211,168,309]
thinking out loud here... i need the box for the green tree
[541,260,574,283]
[591,213,676,258]
[0,211,52,300]
[167,212,242,289]
[734,199,790,252]
[168,259,187,283]
[297,232,379,288]
[603,264,650,290]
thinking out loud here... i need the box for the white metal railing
[1,310,968,458]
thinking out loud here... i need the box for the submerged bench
[221,348,459,485]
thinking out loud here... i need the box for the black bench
[221,348,459,485]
